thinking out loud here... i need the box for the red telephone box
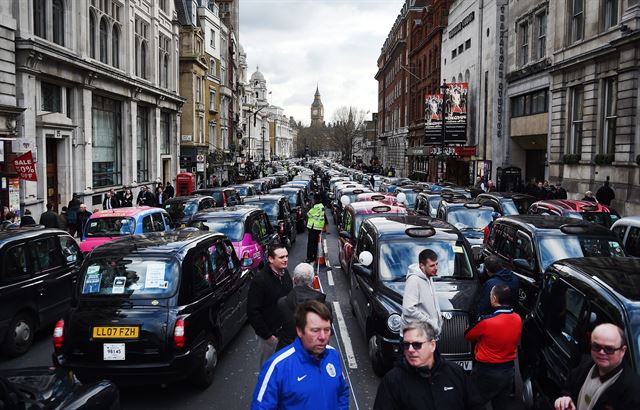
[176,172,195,196]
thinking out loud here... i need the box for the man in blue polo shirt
[251,300,349,410]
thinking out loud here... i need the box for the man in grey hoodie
[401,249,443,336]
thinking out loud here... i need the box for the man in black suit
[102,189,120,210]
[39,203,60,228]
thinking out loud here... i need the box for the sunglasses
[591,342,624,355]
[402,340,430,350]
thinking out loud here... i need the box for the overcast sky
[239,0,404,126]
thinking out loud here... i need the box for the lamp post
[247,103,268,161]
[440,80,448,182]
[261,124,266,162]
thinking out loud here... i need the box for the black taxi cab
[244,194,297,249]
[482,215,626,315]
[519,257,640,409]
[348,215,479,376]
[53,230,252,388]
[0,227,82,357]
[435,199,495,258]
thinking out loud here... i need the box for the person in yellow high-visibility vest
[306,197,328,263]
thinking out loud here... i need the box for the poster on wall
[444,83,468,143]
[424,93,444,144]
[9,178,20,217]
[12,151,37,181]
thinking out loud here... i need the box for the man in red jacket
[465,284,522,410]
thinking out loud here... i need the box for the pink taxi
[354,192,401,207]
[80,207,173,254]
[337,201,408,276]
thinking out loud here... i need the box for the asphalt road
[0,215,526,409]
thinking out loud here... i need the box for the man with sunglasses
[373,321,477,409]
[554,323,640,410]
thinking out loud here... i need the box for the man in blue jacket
[477,256,519,315]
[251,300,349,410]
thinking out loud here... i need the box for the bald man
[554,323,640,410]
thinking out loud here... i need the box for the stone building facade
[14,0,183,217]
[548,0,640,214]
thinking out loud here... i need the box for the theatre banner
[423,83,468,145]
[424,93,443,144]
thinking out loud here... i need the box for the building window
[452,49,457,59]
[465,39,471,50]
[571,0,584,43]
[210,29,215,48]
[52,0,64,45]
[199,116,204,144]
[458,44,464,55]
[536,12,546,59]
[160,111,170,155]
[41,82,62,112]
[112,25,120,68]
[604,0,618,30]
[159,0,168,14]
[159,34,170,88]
[89,13,96,58]
[209,59,216,77]
[92,94,122,187]
[209,122,217,148]
[33,0,46,38]
[602,78,617,154]
[135,18,149,79]
[209,89,216,111]
[519,20,529,66]
[195,75,202,103]
[99,18,108,63]
[137,106,149,182]
[511,89,548,118]
[569,86,584,154]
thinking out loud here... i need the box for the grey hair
[403,320,436,341]
[292,263,315,287]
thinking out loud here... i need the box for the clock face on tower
[312,109,318,116]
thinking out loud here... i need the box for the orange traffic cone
[312,274,321,290]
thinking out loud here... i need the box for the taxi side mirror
[352,263,372,278]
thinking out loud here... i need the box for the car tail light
[483,224,490,243]
[174,318,185,349]
[53,319,64,349]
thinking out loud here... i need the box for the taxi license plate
[93,326,139,339]
[455,361,473,371]
[103,343,125,361]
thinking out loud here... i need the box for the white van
[611,216,640,257]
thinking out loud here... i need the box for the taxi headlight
[387,313,402,334]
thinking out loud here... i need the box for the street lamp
[247,103,268,161]
[261,124,266,161]
[440,80,448,182]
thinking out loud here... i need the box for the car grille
[439,312,472,355]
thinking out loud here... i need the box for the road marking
[327,270,334,286]
[332,301,357,369]
[323,238,328,254]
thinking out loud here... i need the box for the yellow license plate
[92,326,139,339]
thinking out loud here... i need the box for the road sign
[196,154,205,163]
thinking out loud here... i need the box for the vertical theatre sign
[423,83,468,144]
[13,151,37,181]
[424,93,443,144]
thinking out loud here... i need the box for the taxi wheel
[191,338,218,389]
[2,312,35,357]
[368,335,387,377]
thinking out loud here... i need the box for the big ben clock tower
[310,85,324,126]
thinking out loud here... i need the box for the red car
[528,199,620,228]
[337,201,408,276]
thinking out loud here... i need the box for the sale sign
[13,151,37,181]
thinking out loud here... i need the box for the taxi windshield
[400,191,418,208]
[581,212,616,228]
[80,257,178,298]
[163,200,197,219]
[447,208,494,231]
[428,197,442,216]
[189,218,244,241]
[354,212,405,235]
[246,201,279,219]
[86,217,136,237]
[499,199,520,216]
[537,235,626,271]
[235,186,250,196]
[283,192,298,208]
[379,240,474,281]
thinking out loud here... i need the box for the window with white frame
[209,59,216,77]
[570,0,584,43]
[158,33,170,88]
[519,20,529,66]
[209,89,216,112]
[604,0,618,30]
[601,78,617,154]
[569,86,584,154]
[535,12,546,59]
[90,1,121,68]
[198,116,204,144]
[195,75,201,103]
[135,17,149,79]
[210,29,216,48]
[209,121,217,148]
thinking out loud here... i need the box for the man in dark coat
[374,321,479,410]
[247,244,293,365]
[164,182,175,199]
[67,194,81,236]
[275,262,329,350]
[19,209,37,226]
[477,256,519,315]
[596,180,615,206]
[39,203,60,228]
[556,183,568,199]
[102,189,120,210]
[554,323,640,410]
[76,204,92,238]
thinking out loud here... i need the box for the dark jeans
[471,362,515,410]
[306,229,321,261]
